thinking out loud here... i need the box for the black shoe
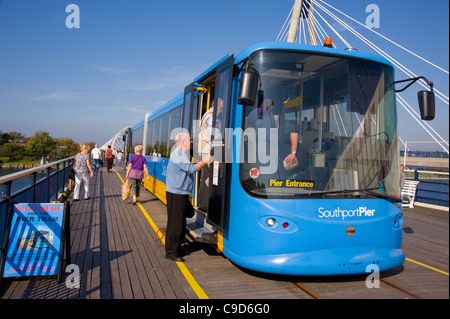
[165,254,184,262]
[85,197,90,200]
[73,199,79,201]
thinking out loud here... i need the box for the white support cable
[298,7,304,43]
[280,21,290,42]
[276,5,293,41]
[278,18,289,42]
[331,106,342,136]
[298,9,303,43]
[334,104,348,136]
[398,136,407,149]
[312,9,335,47]
[397,94,449,148]
[313,1,449,105]
[301,8,307,43]
[275,2,448,154]
[302,2,330,47]
[307,2,352,48]
[308,5,327,44]
[397,97,449,154]
[316,0,449,75]
[397,97,449,153]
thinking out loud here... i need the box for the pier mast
[287,0,318,45]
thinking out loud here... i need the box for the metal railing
[0,157,74,254]
[405,169,449,207]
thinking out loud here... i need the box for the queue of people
[71,143,125,201]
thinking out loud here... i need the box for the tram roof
[233,41,393,67]
[130,93,184,131]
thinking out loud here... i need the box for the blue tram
[126,41,434,275]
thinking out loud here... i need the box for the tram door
[182,83,195,135]
[207,55,234,230]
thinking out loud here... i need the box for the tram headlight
[266,218,275,227]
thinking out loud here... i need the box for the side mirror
[238,68,259,106]
[418,90,435,121]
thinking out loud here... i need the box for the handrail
[0,157,75,185]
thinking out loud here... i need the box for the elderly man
[165,132,210,262]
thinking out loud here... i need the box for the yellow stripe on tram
[113,169,209,299]
[406,258,449,276]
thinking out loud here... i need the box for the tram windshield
[239,50,400,200]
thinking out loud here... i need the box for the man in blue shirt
[165,132,210,262]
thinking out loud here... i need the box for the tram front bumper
[224,246,405,276]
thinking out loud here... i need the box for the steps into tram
[186,209,217,244]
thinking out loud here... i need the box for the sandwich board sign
[0,203,70,283]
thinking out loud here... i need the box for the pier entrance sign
[0,203,70,283]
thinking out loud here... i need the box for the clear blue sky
[0,0,448,151]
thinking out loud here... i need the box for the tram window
[239,50,399,200]
[133,126,143,148]
[145,121,153,155]
[160,113,170,157]
[182,91,192,131]
[168,105,182,153]
[151,118,161,155]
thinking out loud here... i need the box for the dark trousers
[106,158,114,172]
[165,192,188,257]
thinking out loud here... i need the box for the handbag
[122,179,132,201]
[69,168,75,181]
[128,168,145,180]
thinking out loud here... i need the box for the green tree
[50,138,79,160]
[26,131,56,162]
[0,131,28,162]
[84,142,96,151]
[0,142,22,161]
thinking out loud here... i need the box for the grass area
[0,159,40,166]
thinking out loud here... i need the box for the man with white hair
[165,132,210,262]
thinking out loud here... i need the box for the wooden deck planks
[0,167,199,299]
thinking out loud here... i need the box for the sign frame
[0,202,71,285]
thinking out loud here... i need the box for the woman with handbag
[126,145,149,204]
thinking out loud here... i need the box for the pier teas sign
[1,203,70,282]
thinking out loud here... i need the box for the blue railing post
[31,172,37,203]
[1,181,12,249]
[46,167,51,202]
[56,163,60,196]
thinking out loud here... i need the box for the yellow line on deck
[406,258,449,276]
[113,169,209,299]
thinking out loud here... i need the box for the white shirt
[91,147,102,159]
